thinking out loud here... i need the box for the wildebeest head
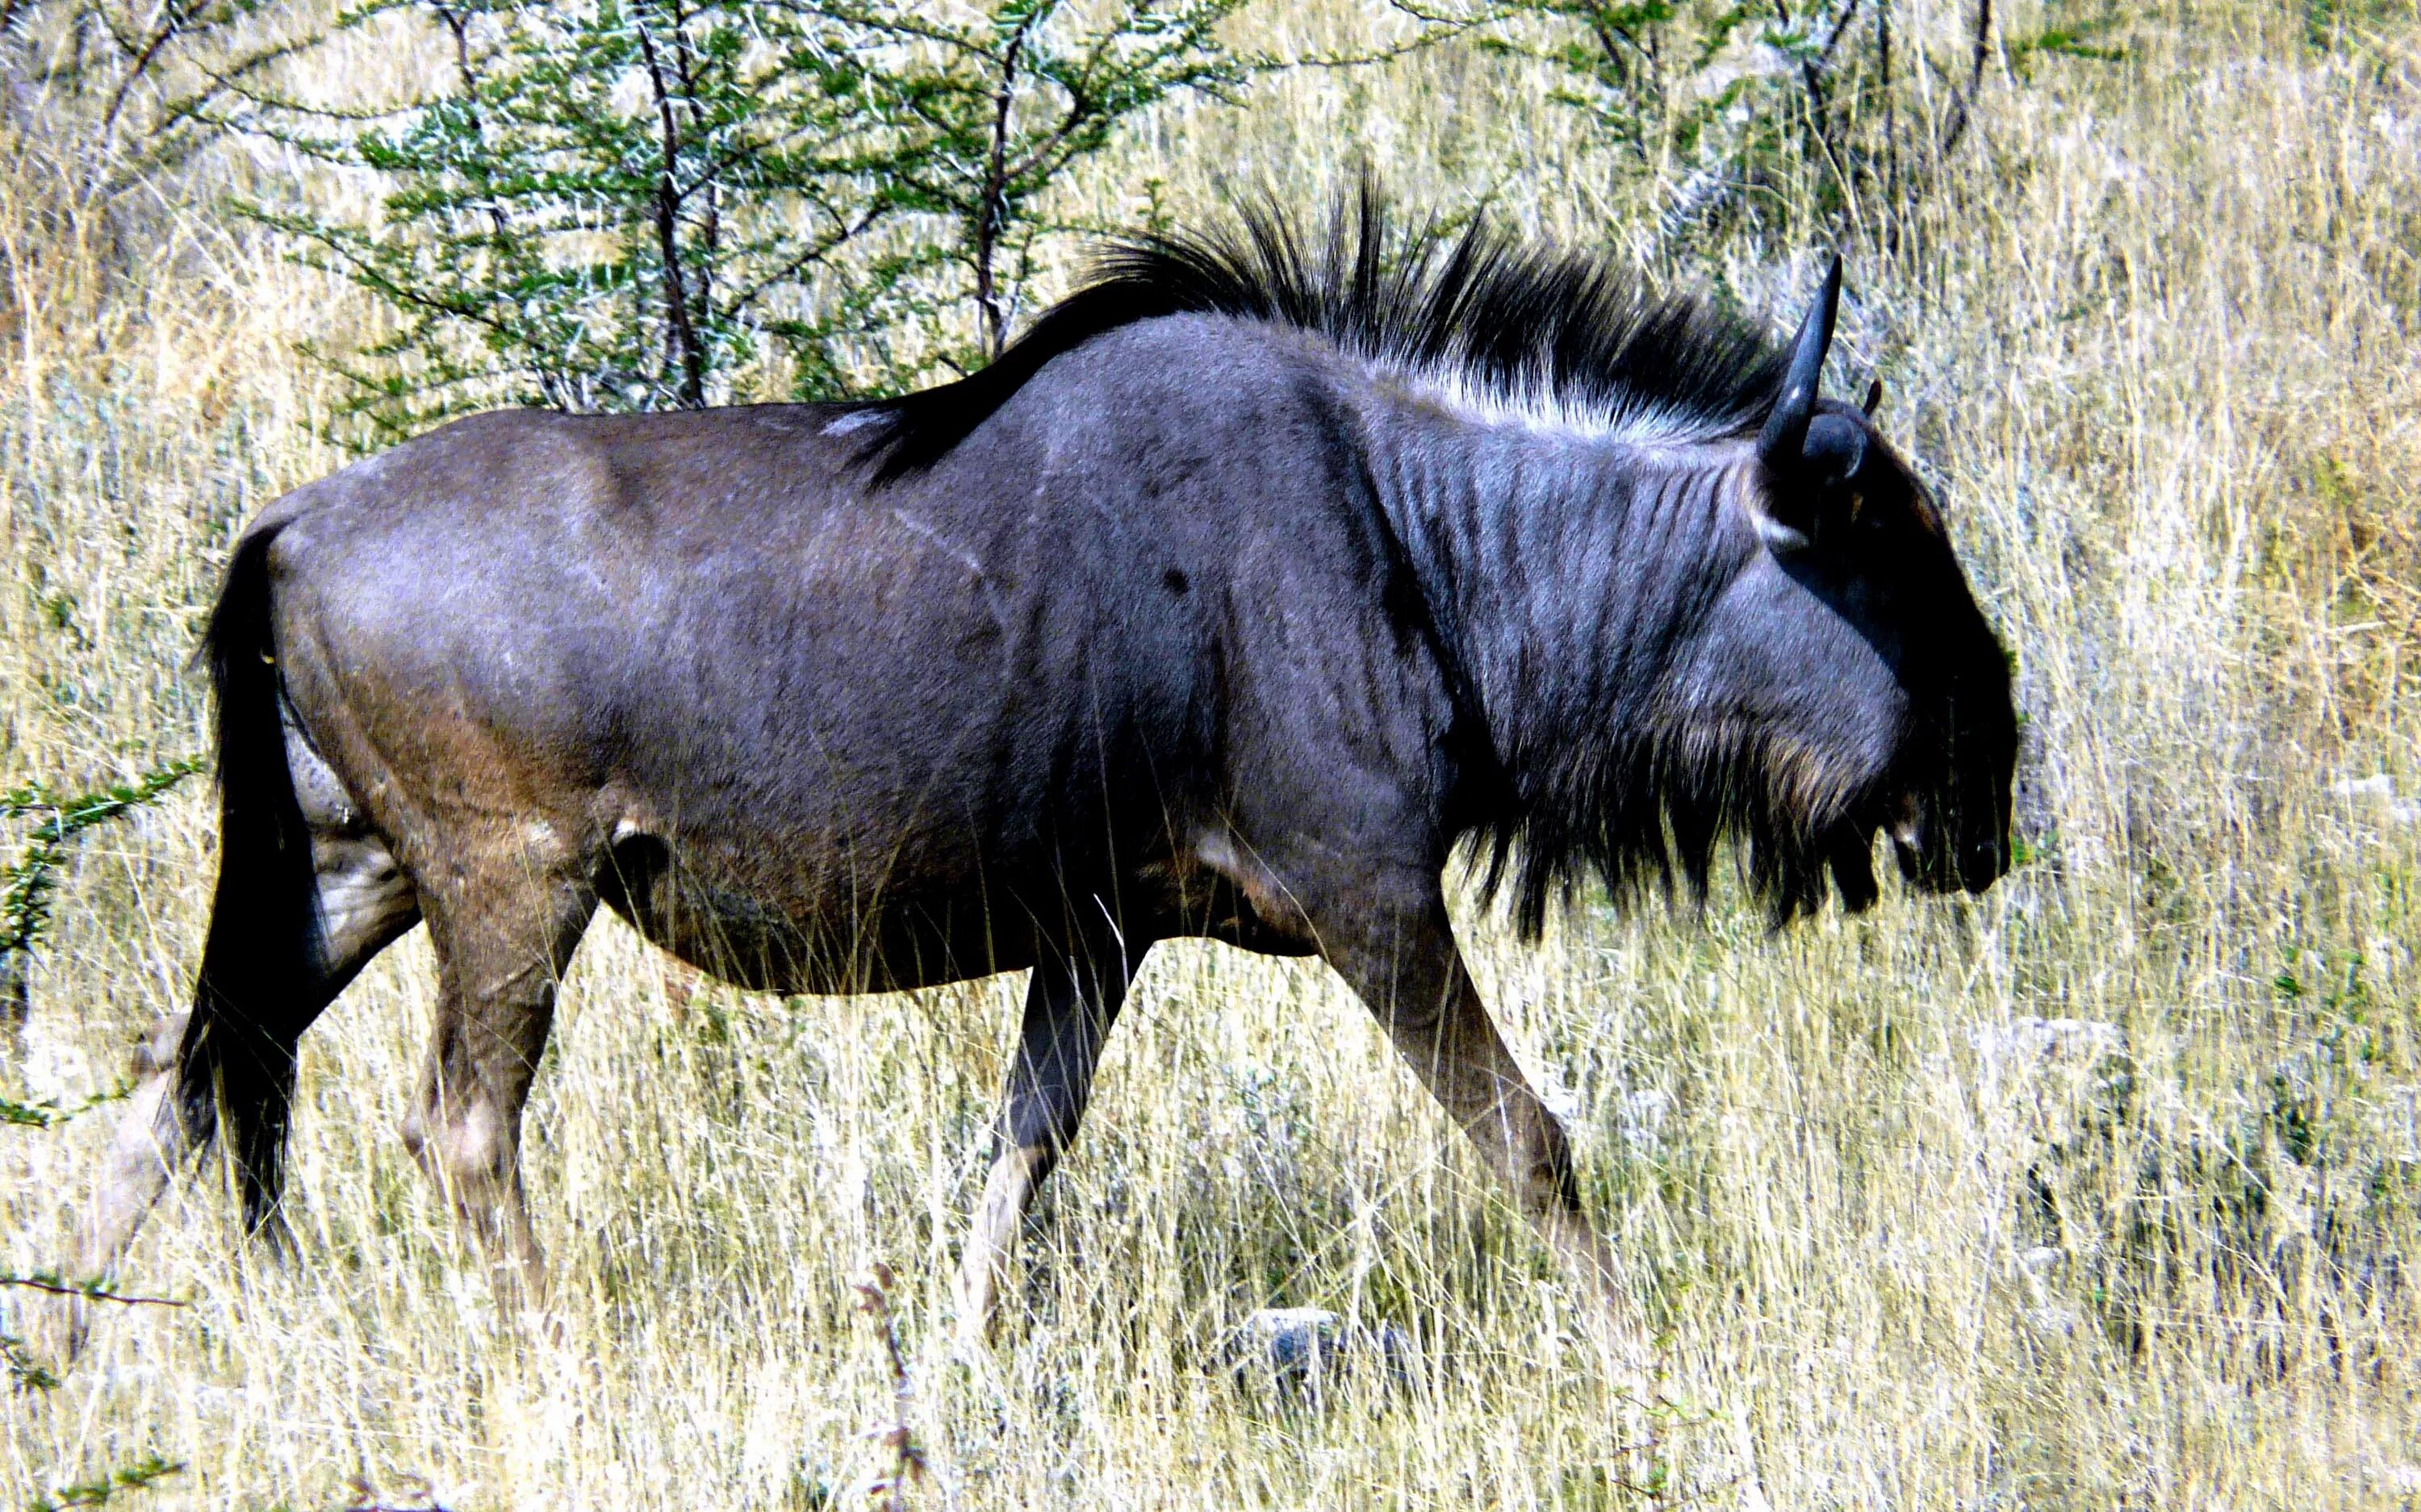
[1672,259,2017,917]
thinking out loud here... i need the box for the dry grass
[6,2,2421,1507]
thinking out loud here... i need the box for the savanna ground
[5,0,2421,1506]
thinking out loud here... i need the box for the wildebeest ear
[1862,378,1884,417]
[1804,411,1867,486]
[1754,412,1869,553]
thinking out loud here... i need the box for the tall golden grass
[5,2,2420,1506]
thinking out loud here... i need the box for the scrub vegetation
[3,0,2419,1506]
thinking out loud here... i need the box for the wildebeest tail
[174,524,323,1234]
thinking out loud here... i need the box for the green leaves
[1,1081,135,1130]
[19,1455,184,1512]
[225,0,1244,441]
[826,0,1245,364]
[0,758,204,986]
[2008,22,2126,69]
[1462,0,2015,252]
[0,1272,185,1308]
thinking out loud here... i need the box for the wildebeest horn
[1758,254,1842,470]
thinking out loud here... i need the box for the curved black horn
[1758,254,1842,470]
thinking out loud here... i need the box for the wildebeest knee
[403,1098,512,1191]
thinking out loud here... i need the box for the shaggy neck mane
[857,188,1790,481]
[862,191,1842,934]
[1366,431,1849,938]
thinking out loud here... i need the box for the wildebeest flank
[67,190,2017,1355]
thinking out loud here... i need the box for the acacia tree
[830,0,1241,365]
[1422,0,2117,253]
[219,0,1242,440]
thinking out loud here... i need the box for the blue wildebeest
[69,193,2014,1353]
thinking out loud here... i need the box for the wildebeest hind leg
[402,860,595,1316]
[955,936,1140,1349]
[1323,896,1645,1364]
[63,823,418,1358]
[51,1013,196,1361]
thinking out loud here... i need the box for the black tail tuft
[175,525,324,1234]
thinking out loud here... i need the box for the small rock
[1236,1306,1339,1383]
[1228,1307,1415,1399]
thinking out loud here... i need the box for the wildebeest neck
[1354,395,1787,930]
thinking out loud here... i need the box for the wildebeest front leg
[956,941,1135,1348]
[1326,896,1641,1359]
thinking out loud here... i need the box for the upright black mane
[861,187,1790,482]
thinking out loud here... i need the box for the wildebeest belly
[596,826,1031,992]
[583,634,1184,991]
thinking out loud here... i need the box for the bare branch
[0,1273,185,1307]
[102,0,208,132]
[1937,0,1992,159]
[973,7,1043,361]
[724,202,887,317]
[637,13,707,406]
